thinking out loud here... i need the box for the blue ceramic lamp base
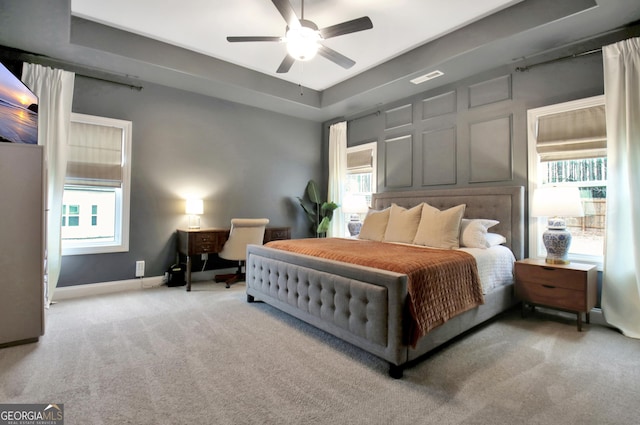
[542,217,572,264]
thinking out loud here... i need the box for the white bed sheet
[459,245,516,294]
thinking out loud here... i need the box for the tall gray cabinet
[0,143,44,346]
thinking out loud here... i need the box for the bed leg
[388,364,404,379]
[247,294,255,303]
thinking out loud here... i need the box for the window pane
[61,187,116,243]
[539,158,606,257]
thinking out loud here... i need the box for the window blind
[536,105,606,161]
[66,121,123,187]
[347,148,373,172]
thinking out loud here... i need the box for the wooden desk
[177,227,291,291]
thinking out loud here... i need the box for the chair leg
[214,262,245,288]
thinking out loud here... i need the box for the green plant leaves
[298,180,339,237]
[306,180,322,205]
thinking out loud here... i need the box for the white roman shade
[67,121,124,187]
[347,147,374,172]
[536,105,607,161]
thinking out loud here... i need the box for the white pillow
[358,207,390,241]
[413,203,466,249]
[383,203,423,244]
[485,232,507,247]
[459,219,499,248]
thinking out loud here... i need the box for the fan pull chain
[299,61,304,96]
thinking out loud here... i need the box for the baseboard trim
[53,276,164,301]
[52,268,237,301]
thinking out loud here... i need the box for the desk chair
[215,218,269,288]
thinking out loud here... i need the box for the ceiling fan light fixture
[285,26,321,61]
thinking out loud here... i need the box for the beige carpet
[1,281,639,425]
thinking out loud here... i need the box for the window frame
[527,95,605,268]
[61,113,132,256]
[346,141,377,201]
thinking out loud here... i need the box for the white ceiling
[70,0,522,91]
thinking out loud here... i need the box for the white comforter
[459,245,515,294]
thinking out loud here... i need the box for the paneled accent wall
[422,127,457,186]
[348,72,516,191]
[384,133,413,188]
[468,75,512,108]
[469,115,513,183]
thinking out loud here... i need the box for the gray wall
[343,54,605,194]
[58,77,321,286]
[329,49,607,260]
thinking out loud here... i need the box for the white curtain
[327,121,347,237]
[601,37,640,339]
[22,63,75,307]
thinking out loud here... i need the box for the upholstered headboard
[371,186,525,260]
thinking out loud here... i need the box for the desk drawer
[264,227,291,243]
[189,231,227,254]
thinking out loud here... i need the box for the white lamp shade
[341,194,369,214]
[531,187,584,218]
[185,198,203,215]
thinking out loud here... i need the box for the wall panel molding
[422,91,457,120]
[384,104,413,130]
[422,127,457,186]
[468,75,512,108]
[469,115,513,183]
[384,133,413,188]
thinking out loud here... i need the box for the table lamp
[185,198,203,229]
[342,194,369,236]
[532,186,584,264]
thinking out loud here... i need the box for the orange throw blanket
[265,238,484,346]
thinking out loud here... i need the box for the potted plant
[297,179,339,237]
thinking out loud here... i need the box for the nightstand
[514,258,597,331]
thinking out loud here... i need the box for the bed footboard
[246,245,410,367]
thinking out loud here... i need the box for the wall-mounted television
[0,60,38,144]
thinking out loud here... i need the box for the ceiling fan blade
[271,0,299,27]
[317,45,356,69]
[276,55,296,73]
[319,16,373,39]
[227,36,282,42]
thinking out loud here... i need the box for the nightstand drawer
[515,263,586,291]
[516,281,585,311]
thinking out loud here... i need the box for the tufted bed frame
[245,186,524,378]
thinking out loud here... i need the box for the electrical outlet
[135,260,145,277]
[201,253,208,261]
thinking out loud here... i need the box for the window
[62,204,80,227]
[61,113,132,255]
[343,142,377,235]
[527,95,606,267]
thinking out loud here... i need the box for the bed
[245,186,524,378]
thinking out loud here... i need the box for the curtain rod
[75,73,143,91]
[515,48,602,73]
[0,47,143,91]
[347,110,380,124]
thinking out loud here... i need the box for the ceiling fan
[226,0,373,73]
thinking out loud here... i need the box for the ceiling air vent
[410,70,444,85]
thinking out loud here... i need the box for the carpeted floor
[1,281,638,425]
